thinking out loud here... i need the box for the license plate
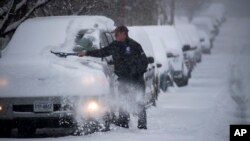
[34,101,53,112]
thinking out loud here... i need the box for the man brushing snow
[77,25,148,129]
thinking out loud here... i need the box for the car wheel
[73,121,98,136]
[0,128,12,137]
[18,126,36,137]
[197,56,202,63]
[99,113,111,132]
[160,75,169,92]
[202,49,211,54]
[73,113,110,136]
[188,70,192,78]
[175,78,188,87]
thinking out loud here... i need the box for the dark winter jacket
[86,37,148,79]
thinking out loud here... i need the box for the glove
[77,51,86,57]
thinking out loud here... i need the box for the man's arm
[78,42,114,58]
[135,44,149,75]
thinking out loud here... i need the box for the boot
[138,107,147,129]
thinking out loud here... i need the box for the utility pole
[169,0,175,25]
[118,0,125,25]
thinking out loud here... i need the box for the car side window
[100,32,114,64]
[100,33,109,48]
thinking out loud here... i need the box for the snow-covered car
[143,26,189,87]
[127,26,158,105]
[192,16,219,42]
[0,16,116,137]
[176,25,197,76]
[176,23,203,63]
[197,29,212,54]
[141,26,172,92]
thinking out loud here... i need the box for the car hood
[0,58,110,98]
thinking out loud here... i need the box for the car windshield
[73,29,98,52]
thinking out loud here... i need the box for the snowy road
[1,18,250,141]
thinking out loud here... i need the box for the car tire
[202,49,211,54]
[175,78,188,87]
[188,70,192,78]
[73,113,110,136]
[160,75,169,92]
[197,55,202,63]
[18,126,36,138]
[0,128,12,137]
[100,113,111,132]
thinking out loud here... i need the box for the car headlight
[0,105,2,112]
[79,100,104,117]
[86,101,100,113]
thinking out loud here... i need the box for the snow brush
[50,51,78,58]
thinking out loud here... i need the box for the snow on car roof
[175,23,201,47]
[143,30,169,73]
[0,16,114,97]
[142,25,183,55]
[2,16,115,61]
[192,16,215,30]
[128,26,155,57]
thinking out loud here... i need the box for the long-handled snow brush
[50,51,78,58]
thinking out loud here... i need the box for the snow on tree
[0,0,50,51]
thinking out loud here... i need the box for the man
[77,25,148,129]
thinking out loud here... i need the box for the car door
[100,31,116,92]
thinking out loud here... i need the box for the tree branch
[0,0,15,32]
[0,0,27,17]
[3,0,50,35]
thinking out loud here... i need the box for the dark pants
[117,77,147,128]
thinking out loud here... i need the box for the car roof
[142,25,183,55]
[128,26,155,57]
[2,16,115,61]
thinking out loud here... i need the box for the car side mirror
[182,45,191,52]
[167,52,174,58]
[147,56,154,64]
[156,63,162,68]
[200,38,205,42]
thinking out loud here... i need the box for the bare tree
[169,0,175,25]
[0,0,50,37]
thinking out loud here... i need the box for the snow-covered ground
[1,17,250,141]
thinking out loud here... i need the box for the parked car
[197,29,212,54]
[176,23,203,63]
[127,26,157,105]
[176,26,196,76]
[192,16,218,43]
[141,26,172,92]
[143,26,189,87]
[0,16,117,137]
